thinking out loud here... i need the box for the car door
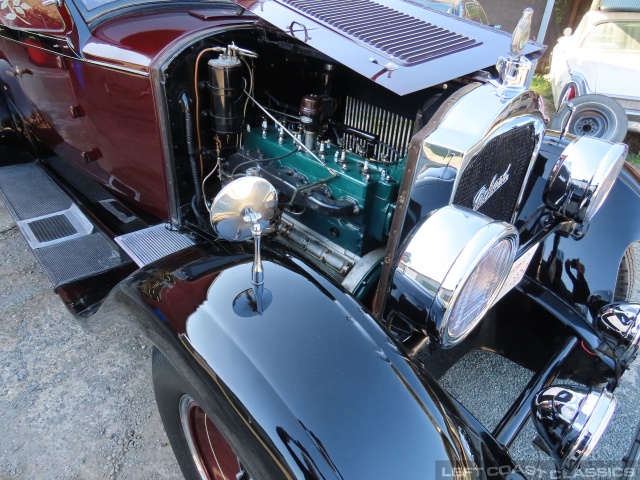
[0,0,94,164]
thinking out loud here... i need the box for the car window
[81,0,119,11]
[79,0,231,13]
[0,0,65,31]
[406,1,455,15]
[582,21,640,51]
[465,2,488,25]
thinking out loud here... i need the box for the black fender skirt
[107,242,519,479]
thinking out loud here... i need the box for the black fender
[104,242,519,478]
[535,163,640,321]
[0,87,12,140]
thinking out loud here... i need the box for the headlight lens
[445,238,516,344]
[391,205,518,348]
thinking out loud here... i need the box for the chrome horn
[531,385,616,474]
[210,176,278,314]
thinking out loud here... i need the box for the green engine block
[240,129,405,256]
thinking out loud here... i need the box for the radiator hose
[180,92,206,227]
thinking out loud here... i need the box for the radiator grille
[343,96,414,163]
[278,0,481,65]
[453,124,536,222]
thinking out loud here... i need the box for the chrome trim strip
[178,394,210,480]
[568,72,592,96]
[608,94,640,102]
[0,31,148,76]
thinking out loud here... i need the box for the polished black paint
[0,88,10,137]
[517,136,640,320]
[112,241,522,478]
[535,166,640,318]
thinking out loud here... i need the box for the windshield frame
[77,0,232,26]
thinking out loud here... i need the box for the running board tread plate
[0,162,131,287]
[115,224,195,267]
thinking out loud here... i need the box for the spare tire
[549,94,628,143]
[614,243,639,302]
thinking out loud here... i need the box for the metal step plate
[0,162,131,287]
[17,204,93,249]
[115,224,195,267]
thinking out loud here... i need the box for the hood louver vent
[278,0,481,65]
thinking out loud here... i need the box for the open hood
[233,0,544,95]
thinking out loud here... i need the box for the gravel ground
[441,241,640,478]
[1,194,639,479]
[0,200,181,479]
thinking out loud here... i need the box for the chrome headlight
[596,303,640,367]
[544,137,627,223]
[393,205,518,347]
[532,385,616,474]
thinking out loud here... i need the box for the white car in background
[549,3,640,142]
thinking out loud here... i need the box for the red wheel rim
[179,395,247,480]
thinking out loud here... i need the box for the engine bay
[163,26,464,288]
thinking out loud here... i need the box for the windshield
[80,0,229,12]
[582,21,640,52]
[82,0,118,11]
[409,1,455,15]
[465,2,488,25]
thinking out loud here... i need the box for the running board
[115,224,195,267]
[0,162,132,287]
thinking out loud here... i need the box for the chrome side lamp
[544,136,627,224]
[210,176,278,314]
[596,303,640,367]
[532,385,616,474]
[392,205,518,347]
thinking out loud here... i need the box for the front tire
[152,347,253,480]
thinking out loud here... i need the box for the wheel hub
[574,114,604,137]
[179,395,248,480]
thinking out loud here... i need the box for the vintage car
[548,1,640,142]
[1,0,640,478]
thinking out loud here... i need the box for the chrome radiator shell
[419,83,546,224]
[373,82,546,319]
